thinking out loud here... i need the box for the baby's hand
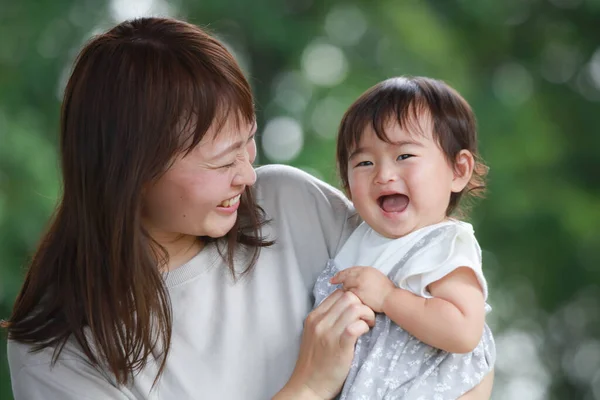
[330,266,395,313]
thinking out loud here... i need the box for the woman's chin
[205,222,237,239]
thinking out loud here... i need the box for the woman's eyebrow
[211,141,244,160]
[211,123,257,160]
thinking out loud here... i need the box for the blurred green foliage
[1,0,599,399]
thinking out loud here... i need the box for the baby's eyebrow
[349,139,424,159]
[391,139,424,147]
[349,146,368,160]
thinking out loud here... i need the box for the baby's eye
[355,161,373,167]
[397,154,414,161]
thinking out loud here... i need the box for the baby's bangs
[370,97,431,145]
[341,84,430,154]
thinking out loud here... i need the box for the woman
[4,17,373,400]
[5,17,492,399]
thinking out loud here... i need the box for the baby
[313,76,496,399]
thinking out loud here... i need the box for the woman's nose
[232,147,257,187]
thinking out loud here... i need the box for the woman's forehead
[211,116,254,141]
[197,117,255,154]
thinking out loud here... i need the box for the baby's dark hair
[337,76,488,217]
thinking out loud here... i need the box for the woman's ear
[451,150,475,193]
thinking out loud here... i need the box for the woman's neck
[151,232,205,272]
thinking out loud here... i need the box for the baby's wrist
[383,285,412,316]
[381,286,396,313]
[273,381,325,400]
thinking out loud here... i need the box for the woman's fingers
[311,289,344,316]
[331,294,375,334]
[288,290,375,399]
[308,290,374,340]
[288,290,374,399]
[340,320,370,348]
[315,290,376,347]
[323,291,361,327]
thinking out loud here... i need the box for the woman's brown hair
[337,76,488,216]
[3,17,272,386]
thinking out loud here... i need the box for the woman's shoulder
[254,164,353,211]
[9,339,54,368]
[7,338,124,398]
[255,164,333,190]
[254,164,360,256]
[8,337,90,373]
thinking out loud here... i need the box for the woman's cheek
[248,140,257,164]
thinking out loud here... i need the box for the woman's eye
[355,161,373,167]
[397,154,414,161]
[221,161,236,169]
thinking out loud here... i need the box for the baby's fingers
[330,267,360,284]
[329,271,344,284]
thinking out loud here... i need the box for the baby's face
[346,117,465,239]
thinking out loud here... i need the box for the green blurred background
[1,0,599,399]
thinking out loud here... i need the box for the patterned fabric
[313,222,496,400]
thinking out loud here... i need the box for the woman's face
[143,116,257,246]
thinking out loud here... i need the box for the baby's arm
[331,266,485,353]
[382,266,485,353]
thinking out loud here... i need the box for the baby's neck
[372,217,454,240]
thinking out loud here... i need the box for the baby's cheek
[348,181,369,204]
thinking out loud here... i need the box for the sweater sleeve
[253,164,360,292]
[254,164,359,258]
[11,361,130,400]
[8,340,131,400]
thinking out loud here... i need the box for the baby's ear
[451,150,474,193]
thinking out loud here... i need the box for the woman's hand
[275,290,375,400]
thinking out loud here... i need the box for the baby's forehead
[354,113,434,147]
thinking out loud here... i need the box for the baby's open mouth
[377,194,409,213]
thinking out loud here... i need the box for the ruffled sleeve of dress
[393,220,489,301]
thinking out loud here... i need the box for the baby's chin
[371,216,450,239]
[367,221,417,239]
